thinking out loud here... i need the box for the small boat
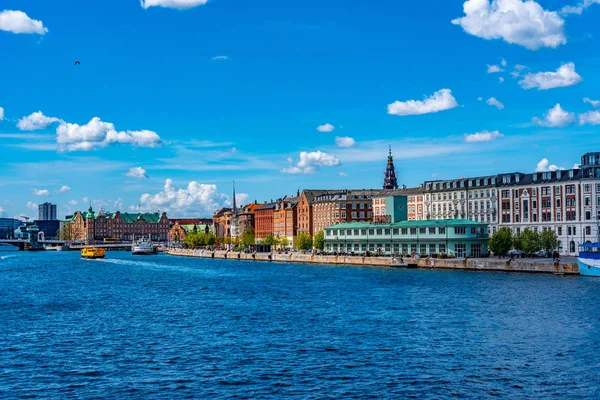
[81,247,106,259]
[132,236,156,256]
[577,243,600,277]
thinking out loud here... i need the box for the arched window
[557,241,563,254]
[570,241,576,253]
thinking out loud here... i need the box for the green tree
[513,231,523,252]
[295,232,313,251]
[277,235,288,249]
[521,228,541,255]
[488,227,512,256]
[263,235,276,246]
[185,232,202,248]
[540,229,558,254]
[314,230,325,250]
[205,233,216,246]
[241,226,256,246]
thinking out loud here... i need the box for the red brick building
[254,202,277,240]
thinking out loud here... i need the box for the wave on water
[94,258,232,277]
[0,255,16,260]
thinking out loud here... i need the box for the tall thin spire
[232,180,237,213]
[383,146,399,190]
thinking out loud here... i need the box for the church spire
[383,146,399,190]
[232,180,237,214]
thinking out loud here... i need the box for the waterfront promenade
[166,249,579,275]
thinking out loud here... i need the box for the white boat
[132,236,156,256]
[577,243,600,277]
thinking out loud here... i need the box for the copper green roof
[325,219,487,229]
[70,210,163,223]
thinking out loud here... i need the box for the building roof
[324,219,487,229]
[169,218,212,225]
[213,207,232,217]
[256,202,278,211]
[71,209,164,223]
[374,187,424,197]
[497,169,583,187]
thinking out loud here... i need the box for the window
[393,228,399,235]
[574,227,577,235]
[570,241,575,253]
[455,227,466,234]
[439,227,446,235]
[360,203,365,209]
[472,244,483,258]
[376,229,383,236]
[359,211,365,218]
[351,212,357,219]
[558,227,562,236]
[584,184,591,193]
[429,227,436,234]
[439,244,446,254]
[352,203,357,209]
[384,229,391,235]
[419,228,426,234]
[341,211,346,218]
[401,228,408,235]
[420,244,427,255]
[586,211,592,221]
[341,203,346,209]
[455,244,466,258]
[586,226,592,236]
[410,228,417,235]
[369,229,374,235]
[361,229,367,235]
[402,244,408,254]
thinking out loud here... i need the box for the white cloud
[82,197,89,204]
[501,58,507,67]
[573,163,581,170]
[335,136,356,148]
[499,77,504,83]
[579,110,600,125]
[316,123,335,133]
[583,98,600,108]
[33,189,50,196]
[387,89,458,116]
[27,201,38,209]
[511,64,528,78]
[0,107,4,121]
[0,10,48,35]
[281,151,341,174]
[487,64,504,73]
[464,130,504,143]
[140,0,209,9]
[339,172,348,177]
[69,200,78,206]
[451,0,566,50]
[486,97,504,109]
[18,111,62,131]
[477,97,483,101]
[126,167,149,179]
[58,185,71,193]
[519,63,582,90]
[560,0,600,15]
[533,104,575,127]
[56,117,162,152]
[536,158,562,172]
[139,179,238,215]
[212,55,229,61]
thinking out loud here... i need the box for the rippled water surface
[1,251,599,399]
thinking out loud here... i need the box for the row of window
[326,226,487,237]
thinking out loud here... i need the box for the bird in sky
[74,61,80,66]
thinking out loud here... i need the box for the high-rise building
[38,202,57,221]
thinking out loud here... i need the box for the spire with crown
[383,145,399,190]
[232,180,237,214]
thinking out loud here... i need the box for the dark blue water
[1,252,599,399]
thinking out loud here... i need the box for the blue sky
[1,0,599,218]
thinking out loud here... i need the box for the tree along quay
[166,249,579,275]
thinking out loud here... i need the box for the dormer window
[515,175,520,183]
[569,170,574,179]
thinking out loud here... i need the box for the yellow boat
[81,247,106,259]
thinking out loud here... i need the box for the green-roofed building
[324,219,488,257]
[69,206,170,244]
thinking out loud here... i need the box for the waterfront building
[169,221,212,243]
[273,196,299,246]
[311,190,378,234]
[373,186,425,222]
[69,206,170,244]
[423,175,499,235]
[324,219,488,257]
[212,208,232,239]
[0,218,21,239]
[496,153,600,256]
[254,201,278,240]
[238,202,263,234]
[38,202,57,221]
[34,220,60,240]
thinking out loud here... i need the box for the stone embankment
[166,249,580,275]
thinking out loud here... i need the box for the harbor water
[1,251,599,398]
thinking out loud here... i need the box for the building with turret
[69,206,169,244]
[383,146,399,190]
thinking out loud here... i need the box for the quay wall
[166,249,579,275]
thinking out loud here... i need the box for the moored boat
[577,243,600,277]
[81,247,106,259]
[132,236,156,255]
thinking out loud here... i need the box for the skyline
[1,0,600,219]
